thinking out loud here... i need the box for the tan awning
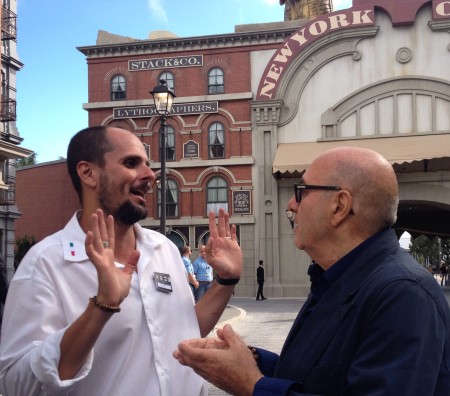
[273,134,450,174]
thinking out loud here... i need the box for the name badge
[153,272,173,293]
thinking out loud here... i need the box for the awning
[273,134,450,175]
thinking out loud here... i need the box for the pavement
[207,284,450,395]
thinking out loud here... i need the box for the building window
[208,67,224,94]
[206,176,228,215]
[111,75,126,101]
[158,178,179,218]
[160,125,175,161]
[159,71,175,93]
[208,122,225,159]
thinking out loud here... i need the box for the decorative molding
[396,47,413,63]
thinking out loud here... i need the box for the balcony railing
[0,98,17,121]
[1,6,17,41]
[0,183,15,205]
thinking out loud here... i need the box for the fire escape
[0,5,17,205]
[1,6,17,123]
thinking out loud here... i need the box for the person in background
[256,260,267,301]
[0,255,8,335]
[174,146,450,396]
[193,245,213,302]
[0,126,242,395]
[181,245,199,297]
[440,261,448,286]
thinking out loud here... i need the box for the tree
[14,235,37,271]
[16,152,38,168]
[409,235,450,269]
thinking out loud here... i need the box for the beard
[112,200,148,226]
[99,174,148,226]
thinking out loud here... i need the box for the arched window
[158,178,179,218]
[208,122,225,159]
[206,176,228,215]
[159,71,175,93]
[160,125,175,161]
[111,75,126,100]
[208,67,224,94]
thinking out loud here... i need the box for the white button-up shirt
[0,213,207,396]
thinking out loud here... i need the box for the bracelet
[89,296,121,313]
[215,274,240,286]
[248,346,259,366]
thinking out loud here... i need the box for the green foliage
[16,152,38,167]
[14,235,37,271]
[409,235,450,269]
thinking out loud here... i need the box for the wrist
[215,274,240,286]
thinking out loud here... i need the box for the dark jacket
[257,265,265,283]
[254,229,450,395]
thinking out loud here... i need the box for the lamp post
[150,79,176,236]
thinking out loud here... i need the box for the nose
[286,195,298,212]
[142,164,156,184]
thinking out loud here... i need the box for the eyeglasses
[294,183,341,203]
[286,183,354,229]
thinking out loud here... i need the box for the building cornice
[77,26,300,58]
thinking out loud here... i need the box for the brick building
[16,0,450,297]
[0,0,33,279]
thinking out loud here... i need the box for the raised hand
[85,209,140,306]
[206,208,242,279]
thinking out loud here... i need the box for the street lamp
[150,79,176,236]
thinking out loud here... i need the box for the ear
[330,190,353,227]
[77,161,98,189]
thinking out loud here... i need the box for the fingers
[90,209,115,252]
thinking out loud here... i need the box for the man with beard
[0,126,242,395]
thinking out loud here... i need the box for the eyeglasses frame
[286,183,351,229]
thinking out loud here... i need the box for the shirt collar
[310,228,390,301]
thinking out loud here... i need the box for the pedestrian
[181,245,198,297]
[0,254,8,334]
[193,245,213,301]
[174,147,450,395]
[440,262,448,286]
[256,260,267,300]
[0,126,242,395]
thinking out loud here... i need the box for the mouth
[130,184,149,203]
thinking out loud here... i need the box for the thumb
[220,324,242,347]
[123,250,140,275]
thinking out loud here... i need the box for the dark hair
[259,260,263,265]
[181,246,191,255]
[67,126,114,202]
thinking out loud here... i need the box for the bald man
[174,147,450,395]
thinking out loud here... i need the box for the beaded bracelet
[89,296,121,313]
[215,274,240,286]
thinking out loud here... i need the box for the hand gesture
[206,208,242,279]
[85,209,139,306]
[174,324,263,395]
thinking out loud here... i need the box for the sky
[17,0,352,162]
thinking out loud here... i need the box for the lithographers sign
[233,190,251,215]
[113,101,218,119]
